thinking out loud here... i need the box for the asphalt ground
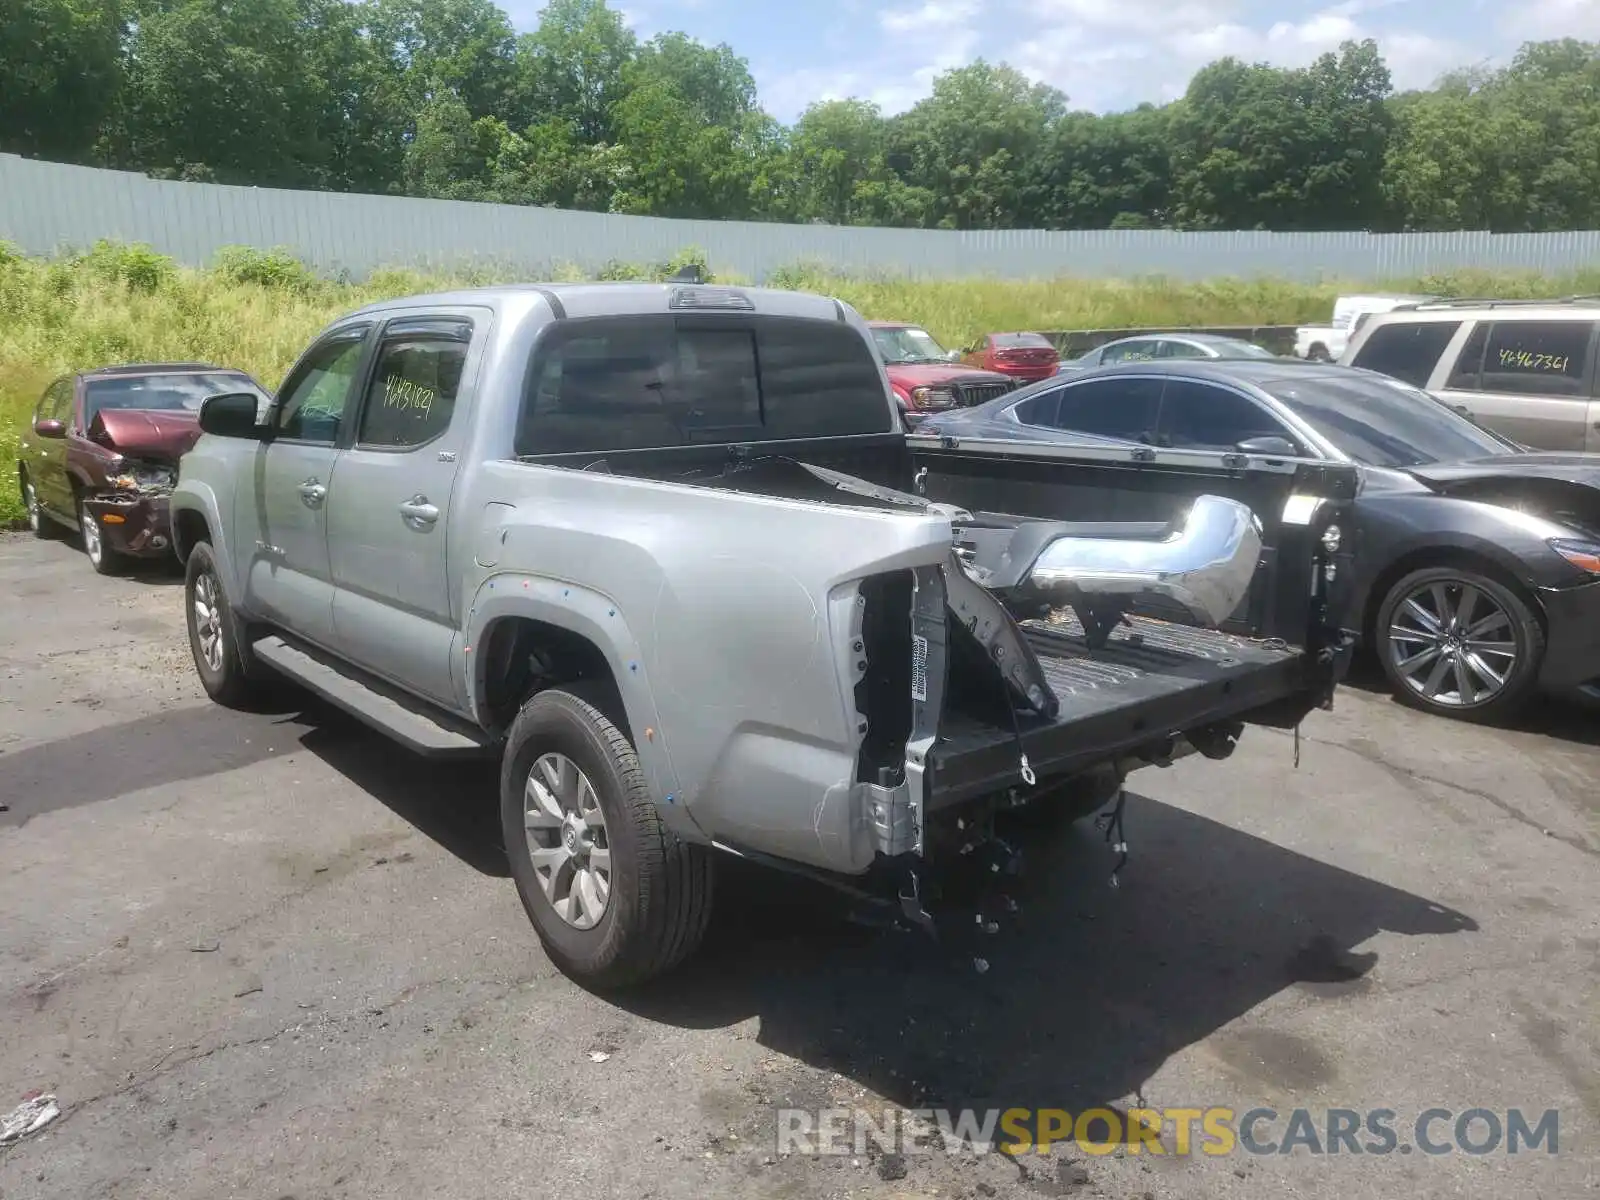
[1,530,1596,1199]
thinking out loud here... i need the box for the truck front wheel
[185,541,270,709]
[500,688,714,988]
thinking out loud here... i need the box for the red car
[17,363,269,574]
[866,321,1017,427]
[961,331,1061,382]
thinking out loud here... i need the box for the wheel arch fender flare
[1361,530,1548,644]
[462,577,696,835]
[170,484,241,596]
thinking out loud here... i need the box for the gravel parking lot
[1,531,1596,1200]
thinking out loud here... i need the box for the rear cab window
[516,315,892,456]
[1349,319,1462,387]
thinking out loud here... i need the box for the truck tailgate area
[929,611,1309,808]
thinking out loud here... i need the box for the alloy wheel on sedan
[523,752,612,930]
[1385,577,1522,709]
[23,479,41,534]
[81,502,104,566]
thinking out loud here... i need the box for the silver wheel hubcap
[82,506,102,562]
[1387,579,1518,708]
[24,482,39,531]
[523,752,612,930]
[192,571,225,673]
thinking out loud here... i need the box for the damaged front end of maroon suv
[81,406,210,557]
[18,364,269,573]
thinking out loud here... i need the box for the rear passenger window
[1479,320,1594,397]
[1157,380,1288,451]
[1012,389,1061,426]
[357,320,470,448]
[1045,377,1163,441]
[1350,320,1462,387]
[517,316,891,455]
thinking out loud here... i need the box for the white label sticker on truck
[911,634,929,702]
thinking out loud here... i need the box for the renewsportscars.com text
[774,1106,1560,1158]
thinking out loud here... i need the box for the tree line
[6,0,1599,233]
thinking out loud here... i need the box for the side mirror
[199,392,270,440]
[32,418,66,439]
[1236,435,1299,458]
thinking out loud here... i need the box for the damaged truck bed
[930,612,1312,808]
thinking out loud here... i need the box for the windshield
[872,326,949,365]
[994,333,1052,349]
[1260,373,1513,468]
[85,373,261,424]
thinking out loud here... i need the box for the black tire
[77,494,123,575]
[1374,565,1544,723]
[500,688,714,988]
[1006,764,1122,832]
[184,540,265,708]
[1307,343,1332,362]
[20,472,58,539]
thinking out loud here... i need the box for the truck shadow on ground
[616,799,1477,1120]
[278,706,1477,1123]
[8,689,1475,1126]
[299,718,508,876]
[0,695,506,876]
[0,699,316,827]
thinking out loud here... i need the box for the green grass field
[5,240,1599,526]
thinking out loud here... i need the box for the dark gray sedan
[915,359,1600,721]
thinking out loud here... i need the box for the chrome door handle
[398,494,440,527]
[298,479,327,507]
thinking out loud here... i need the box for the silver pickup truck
[171,282,1354,986]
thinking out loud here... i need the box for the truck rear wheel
[500,688,714,988]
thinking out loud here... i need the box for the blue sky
[499,0,1600,123]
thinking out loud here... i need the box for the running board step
[252,635,492,758]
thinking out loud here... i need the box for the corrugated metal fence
[7,153,1600,282]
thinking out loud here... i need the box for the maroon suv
[866,321,1017,428]
[17,363,269,574]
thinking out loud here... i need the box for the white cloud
[1009,0,1470,110]
[758,0,980,116]
[880,0,980,32]
[512,0,1575,124]
[1515,0,1600,39]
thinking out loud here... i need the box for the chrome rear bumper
[1024,494,1263,629]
